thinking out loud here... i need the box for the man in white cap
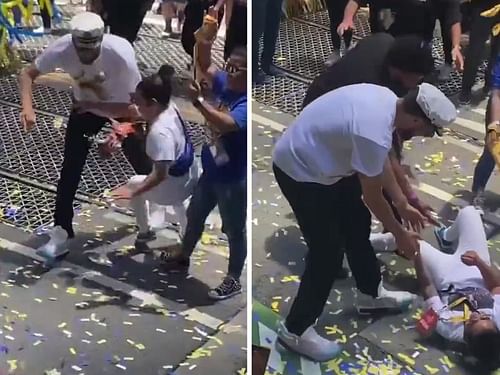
[19,12,142,262]
[272,82,457,362]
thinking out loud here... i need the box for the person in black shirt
[304,33,438,255]
[459,0,499,105]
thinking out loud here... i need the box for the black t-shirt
[303,33,395,108]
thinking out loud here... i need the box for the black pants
[461,3,498,94]
[224,2,247,61]
[181,0,219,58]
[54,111,151,237]
[103,0,152,44]
[325,0,352,50]
[426,1,452,64]
[252,0,283,71]
[273,165,381,335]
[40,2,51,29]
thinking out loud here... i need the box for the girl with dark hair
[111,65,200,244]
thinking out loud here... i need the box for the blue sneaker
[434,226,454,254]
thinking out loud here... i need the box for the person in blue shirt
[161,37,247,300]
[471,50,500,211]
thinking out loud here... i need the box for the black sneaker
[159,251,190,272]
[135,230,156,244]
[458,91,472,106]
[208,276,242,300]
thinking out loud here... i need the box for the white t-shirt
[35,34,141,117]
[425,293,500,343]
[145,104,199,205]
[273,84,397,185]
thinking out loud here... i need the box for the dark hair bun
[158,64,175,84]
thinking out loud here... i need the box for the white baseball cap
[416,82,457,136]
[70,12,105,49]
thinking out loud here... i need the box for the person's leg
[181,175,218,259]
[273,166,344,335]
[460,5,492,102]
[418,240,455,290]
[325,0,343,50]
[40,3,51,29]
[340,177,381,297]
[127,175,154,234]
[214,179,247,280]
[162,0,175,35]
[443,206,490,262]
[260,0,284,73]
[54,112,107,238]
[472,98,495,197]
[252,0,267,78]
[224,2,247,61]
[484,35,499,92]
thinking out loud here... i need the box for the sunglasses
[224,61,247,74]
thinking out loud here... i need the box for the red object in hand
[98,122,137,159]
[416,308,439,337]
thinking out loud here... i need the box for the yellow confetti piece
[397,353,415,366]
[69,347,76,355]
[135,343,145,350]
[97,339,107,344]
[325,325,343,335]
[280,275,300,283]
[66,287,77,295]
[7,360,17,372]
[424,365,439,374]
[57,322,67,329]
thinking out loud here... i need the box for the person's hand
[396,201,427,232]
[20,107,36,132]
[127,104,141,120]
[394,229,421,260]
[410,199,440,227]
[110,185,134,200]
[461,250,481,266]
[188,80,202,102]
[452,46,464,72]
[208,5,219,17]
[337,19,354,36]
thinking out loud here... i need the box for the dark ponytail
[137,64,175,106]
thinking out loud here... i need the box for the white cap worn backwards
[70,12,105,49]
[416,82,457,136]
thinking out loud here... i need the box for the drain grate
[252,76,308,116]
[135,37,192,73]
[0,75,73,118]
[0,175,80,232]
[271,19,333,80]
[0,104,135,198]
[294,9,371,39]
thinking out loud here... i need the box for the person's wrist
[395,196,409,210]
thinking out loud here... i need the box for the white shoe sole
[208,288,242,300]
[276,337,341,363]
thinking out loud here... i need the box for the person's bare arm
[359,172,406,236]
[476,259,500,291]
[19,64,42,131]
[131,161,169,197]
[450,23,464,71]
[195,39,218,84]
[19,64,40,113]
[389,153,413,202]
[491,89,500,123]
[194,101,239,134]
[343,0,360,23]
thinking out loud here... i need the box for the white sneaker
[33,26,50,34]
[356,282,416,315]
[36,226,69,260]
[369,232,397,252]
[438,64,453,81]
[276,321,342,362]
[171,18,180,34]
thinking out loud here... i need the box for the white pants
[420,206,490,291]
[127,175,189,237]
